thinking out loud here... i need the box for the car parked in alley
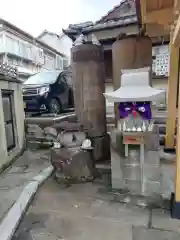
[23,70,74,114]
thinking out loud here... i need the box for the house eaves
[82,15,138,33]
[0,19,66,57]
[63,15,138,37]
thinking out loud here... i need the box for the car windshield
[24,71,61,85]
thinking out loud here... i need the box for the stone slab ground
[12,178,180,240]
[0,149,51,223]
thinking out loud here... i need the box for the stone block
[111,177,125,190]
[145,151,160,166]
[127,149,140,165]
[123,165,141,181]
[26,124,44,138]
[144,165,160,182]
[110,130,125,157]
[91,134,111,161]
[124,179,141,194]
[144,180,161,196]
[53,121,82,133]
[57,131,86,148]
[160,163,175,200]
[152,209,180,233]
[111,148,124,189]
[43,127,57,139]
[145,131,159,151]
[51,147,94,181]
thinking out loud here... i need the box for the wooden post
[165,41,179,148]
[176,81,180,202]
[171,47,180,220]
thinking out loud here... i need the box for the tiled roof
[96,0,135,24]
[83,15,137,32]
[63,0,137,35]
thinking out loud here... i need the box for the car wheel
[49,99,61,114]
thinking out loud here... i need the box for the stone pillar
[112,35,152,123]
[71,43,110,161]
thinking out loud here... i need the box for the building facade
[37,30,72,66]
[0,19,66,81]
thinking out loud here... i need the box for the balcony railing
[0,34,45,65]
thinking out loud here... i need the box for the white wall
[39,33,72,64]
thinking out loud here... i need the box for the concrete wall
[0,79,25,169]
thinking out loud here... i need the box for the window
[2,91,16,151]
[6,36,14,53]
[63,58,69,69]
[27,46,32,60]
[44,54,55,69]
[6,36,19,56]
[64,72,72,86]
[24,70,61,85]
[56,55,63,69]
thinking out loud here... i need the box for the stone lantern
[104,67,165,199]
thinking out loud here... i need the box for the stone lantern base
[111,125,161,200]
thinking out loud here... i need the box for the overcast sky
[0,0,121,37]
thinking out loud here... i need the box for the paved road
[12,178,180,240]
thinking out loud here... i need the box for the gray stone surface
[145,125,160,151]
[152,209,180,233]
[111,148,124,189]
[0,149,51,222]
[124,179,141,194]
[144,165,160,182]
[43,127,57,139]
[145,151,160,166]
[26,124,44,138]
[12,177,180,240]
[160,163,175,199]
[110,127,161,198]
[51,147,94,181]
[133,226,180,240]
[124,165,141,181]
[144,180,161,196]
[13,179,152,240]
[91,134,111,162]
[127,150,140,164]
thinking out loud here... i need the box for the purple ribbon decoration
[118,102,152,120]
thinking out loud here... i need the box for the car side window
[64,73,72,86]
[59,75,67,85]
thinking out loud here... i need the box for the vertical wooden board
[165,40,179,148]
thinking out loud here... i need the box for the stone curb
[0,166,54,240]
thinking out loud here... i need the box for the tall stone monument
[71,34,110,161]
[104,67,165,198]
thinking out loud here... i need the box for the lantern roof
[103,67,165,102]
